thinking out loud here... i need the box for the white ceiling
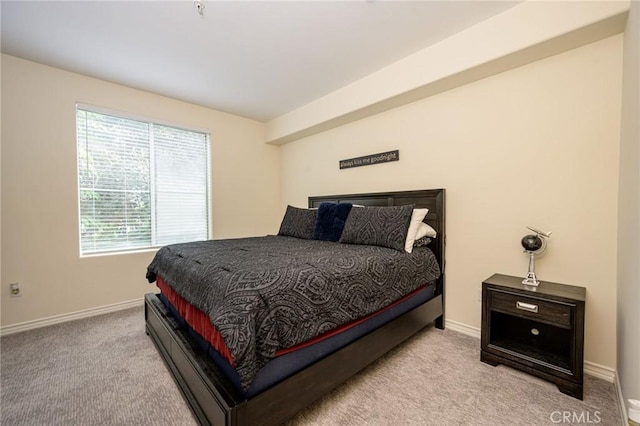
[1,1,518,122]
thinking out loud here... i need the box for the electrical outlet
[10,282,21,297]
[477,289,482,302]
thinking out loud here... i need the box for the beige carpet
[287,324,620,426]
[1,306,621,425]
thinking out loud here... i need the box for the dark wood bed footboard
[145,292,443,426]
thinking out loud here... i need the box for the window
[76,106,209,255]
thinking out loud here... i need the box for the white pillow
[415,222,437,239]
[404,208,428,253]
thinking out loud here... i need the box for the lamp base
[522,272,540,286]
[522,251,540,286]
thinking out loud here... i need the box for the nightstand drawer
[491,290,572,328]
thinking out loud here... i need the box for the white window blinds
[77,107,209,255]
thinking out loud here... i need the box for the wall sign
[339,150,399,170]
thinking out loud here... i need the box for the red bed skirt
[156,276,427,367]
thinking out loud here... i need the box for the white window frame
[76,103,212,256]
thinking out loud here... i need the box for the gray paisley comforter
[146,235,440,390]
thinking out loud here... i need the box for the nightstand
[480,273,586,400]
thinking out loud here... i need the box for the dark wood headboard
[308,189,446,299]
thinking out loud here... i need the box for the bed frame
[144,189,446,425]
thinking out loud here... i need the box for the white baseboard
[445,318,481,338]
[584,360,616,382]
[444,319,616,383]
[0,298,144,336]
[615,371,629,426]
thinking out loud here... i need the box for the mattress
[157,280,436,397]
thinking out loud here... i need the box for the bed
[144,189,446,425]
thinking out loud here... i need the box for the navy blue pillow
[312,202,353,242]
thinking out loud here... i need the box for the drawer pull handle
[516,301,538,313]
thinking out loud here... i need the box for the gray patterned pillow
[339,204,414,251]
[278,206,317,239]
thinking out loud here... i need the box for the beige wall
[281,36,623,370]
[617,0,640,410]
[1,54,281,327]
